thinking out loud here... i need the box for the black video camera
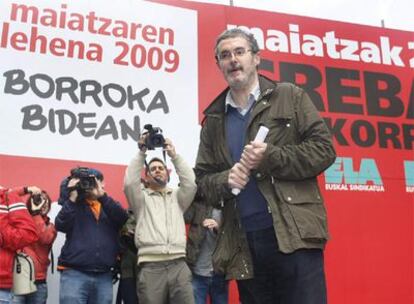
[143,124,165,150]
[31,194,44,206]
[70,167,97,192]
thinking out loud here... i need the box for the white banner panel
[0,0,198,165]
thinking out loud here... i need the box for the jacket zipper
[163,192,169,252]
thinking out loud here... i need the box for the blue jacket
[56,194,128,273]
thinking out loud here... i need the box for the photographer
[21,190,57,304]
[124,132,197,304]
[55,168,128,304]
[0,185,39,302]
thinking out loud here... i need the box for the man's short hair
[214,28,260,59]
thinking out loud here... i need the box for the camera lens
[31,194,43,206]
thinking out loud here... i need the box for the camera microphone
[153,177,167,187]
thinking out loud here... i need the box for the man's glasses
[217,47,253,61]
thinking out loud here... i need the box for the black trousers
[237,227,327,304]
[116,278,139,304]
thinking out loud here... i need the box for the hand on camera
[67,178,79,202]
[30,195,46,215]
[88,178,105,198]
[26,186,42,195]
[163,138,176,159]
[138,133,149,152]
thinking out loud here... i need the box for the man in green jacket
[195,28,336,304]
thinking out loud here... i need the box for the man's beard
[226,65,245,88]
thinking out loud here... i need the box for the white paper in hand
[232,126,269,195]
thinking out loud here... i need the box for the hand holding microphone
[230,126,269,195]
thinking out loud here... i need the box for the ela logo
[324,157,384,192]
[404,161,414,193]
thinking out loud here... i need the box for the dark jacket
[119,211,137,279]
[194,75,336,280]
[184,198,215,268]
[56,194,128,273]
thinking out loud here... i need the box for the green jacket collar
[203,74,277,117]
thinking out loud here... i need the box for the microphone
[232,125,269,196]
[153,177,167,186]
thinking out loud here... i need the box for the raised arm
[123,150,146,220]
[0,191,38,251]
[173,154,197,212]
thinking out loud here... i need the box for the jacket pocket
[212,220,240,275]
[275,179,329,242]
[212,230,230,274]
[265,116,298,146]
[266,116,293,131]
